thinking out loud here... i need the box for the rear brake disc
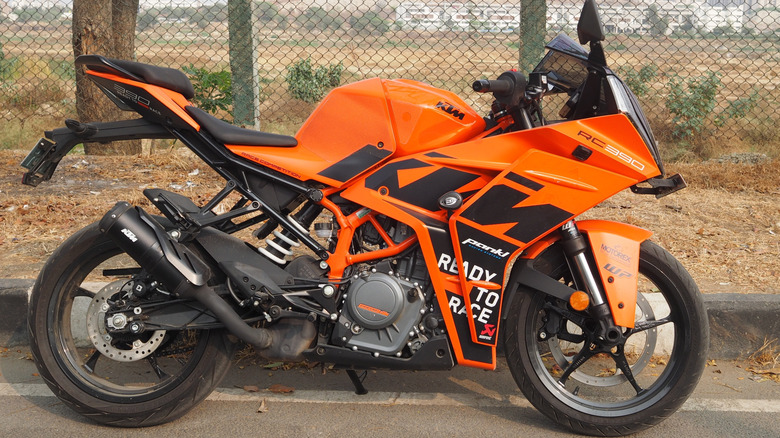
[86,281,166,363]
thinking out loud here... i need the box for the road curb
[2,279,777,359]
[705,293,780,359]
[0,279,34,349]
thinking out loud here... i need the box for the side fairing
[340,114,661,368]
[446,115,659,346]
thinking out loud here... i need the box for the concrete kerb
[1,279,778,360]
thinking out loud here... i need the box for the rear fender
[504,220,652,328]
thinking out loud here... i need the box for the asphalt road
[1,347,777,437]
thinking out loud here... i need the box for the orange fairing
[229,78,396,187]
[226,78,485,188]
[85,70,199,130]
[384,79,485,156]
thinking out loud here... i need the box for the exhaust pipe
[99,202,274,349]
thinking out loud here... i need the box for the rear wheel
[504,240,708,436]
[28,222,235,427]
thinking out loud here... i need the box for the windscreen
[533,34,590,94]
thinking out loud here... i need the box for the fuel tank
[226,78,485,188]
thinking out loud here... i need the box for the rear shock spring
[258,203,322,265]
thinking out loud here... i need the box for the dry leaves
[268,384,295,394]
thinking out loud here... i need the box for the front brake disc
[547,292,657,386]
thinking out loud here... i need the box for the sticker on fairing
[452,223,518,346]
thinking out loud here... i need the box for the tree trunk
[73,0,141,155]
[113,0,139,60]
[518,0,547,74]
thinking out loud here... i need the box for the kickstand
[346,369,368,395]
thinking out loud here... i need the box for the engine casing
[333,272,425,355]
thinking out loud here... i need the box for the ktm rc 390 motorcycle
[21,1,707,435]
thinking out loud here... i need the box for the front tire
[504,240,708,436]
[28,222,234,427]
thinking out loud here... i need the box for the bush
[619,63,658,97]
[0,44,17,82]
[666,72,721,140]
[665,72,761,143]
[285,58,343,103]
[715,89,760,127]
[182,65,233,113]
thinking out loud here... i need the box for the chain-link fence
[1,0,779,157]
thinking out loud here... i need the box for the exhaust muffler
[99,202,276,348]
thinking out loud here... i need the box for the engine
[331,270,427,355]
[275,210,438,359]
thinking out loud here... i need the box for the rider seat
[185,106,298,147]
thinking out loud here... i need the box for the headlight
[606,75,664,176]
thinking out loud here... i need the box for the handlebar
[472,79,513,96]
[474,70,546,131]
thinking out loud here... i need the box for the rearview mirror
[577,0,606,45]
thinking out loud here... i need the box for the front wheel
[504,240,708,436]
[28,222,235,427]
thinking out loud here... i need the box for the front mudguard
[503,220,653,328]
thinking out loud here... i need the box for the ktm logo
[435,101,466,120]
[120,228,138,243]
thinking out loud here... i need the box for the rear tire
[28,222,235,427]
[503,240,708,436]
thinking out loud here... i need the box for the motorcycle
[20,1,708,435]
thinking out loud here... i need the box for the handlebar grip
[472,79,513,95]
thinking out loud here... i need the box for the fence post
[228,0,259,128]
[518,0,547,74]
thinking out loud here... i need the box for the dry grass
[670,161,780,193]
[746,338,780,383]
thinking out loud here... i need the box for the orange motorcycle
[21,1,707,435]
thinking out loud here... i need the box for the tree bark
[73,0,141,155]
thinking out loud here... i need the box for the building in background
[393,0,775,34]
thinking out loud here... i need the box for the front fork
[559,220,623,344]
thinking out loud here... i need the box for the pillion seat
[76,54,195,99]
[76,55,298,147]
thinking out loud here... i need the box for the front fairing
[533,34,664,175]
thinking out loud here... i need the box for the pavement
[1,344,779,437]
[1,278,779,359]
